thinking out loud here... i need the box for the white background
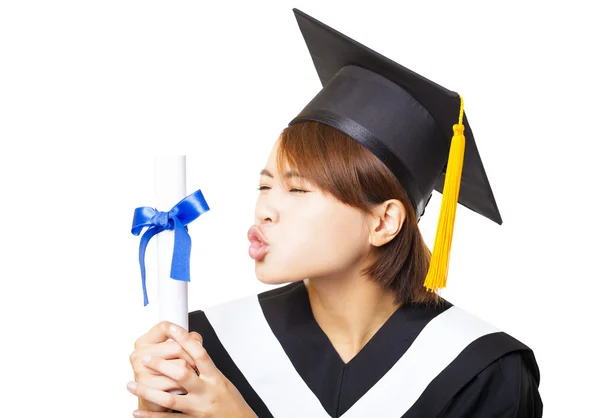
[1,1,598,416]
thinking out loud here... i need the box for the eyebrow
[260,169,305,179]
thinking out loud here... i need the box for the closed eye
[257,186,308,193]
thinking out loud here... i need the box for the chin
[254,259,305,286]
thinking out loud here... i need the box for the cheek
[318,209,367,256]
[279,205,367,266]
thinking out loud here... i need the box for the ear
[367,199,407,247]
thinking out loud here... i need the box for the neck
[303,273,401,363]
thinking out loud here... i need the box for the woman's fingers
[135,372,188,393]
[168,324,219,380]
[140,356,203,394]
[129,322,206,415]
[130,341,196,369]
[127,379,190,412]
[189,331,203,345]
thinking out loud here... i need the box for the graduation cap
[288,8,502,292]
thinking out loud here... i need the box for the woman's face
[251,138,373,285]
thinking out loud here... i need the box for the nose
[255,195,279,225]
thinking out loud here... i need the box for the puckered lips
[248,225,270,261]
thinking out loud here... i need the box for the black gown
[189,281,542,417]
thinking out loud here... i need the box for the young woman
[127,9,542,418]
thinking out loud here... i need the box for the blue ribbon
[131,189,210,306]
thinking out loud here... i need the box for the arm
[438,351,543,417]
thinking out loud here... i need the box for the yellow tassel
[423,94,466,292]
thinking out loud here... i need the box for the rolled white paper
[154,156,188,331]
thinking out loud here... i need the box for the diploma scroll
[155,156,188,330]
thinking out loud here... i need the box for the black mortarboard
[288,8,502,292]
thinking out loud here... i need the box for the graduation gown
[189,281,542,417]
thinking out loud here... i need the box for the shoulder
[434,303,541,383]
[438,350,543,417]
[429,303,543,417]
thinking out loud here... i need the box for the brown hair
[277,121,441,306]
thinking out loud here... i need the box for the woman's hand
[127,322,258,418]
[130,321,204,412]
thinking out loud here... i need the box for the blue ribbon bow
[131,189,209,306]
